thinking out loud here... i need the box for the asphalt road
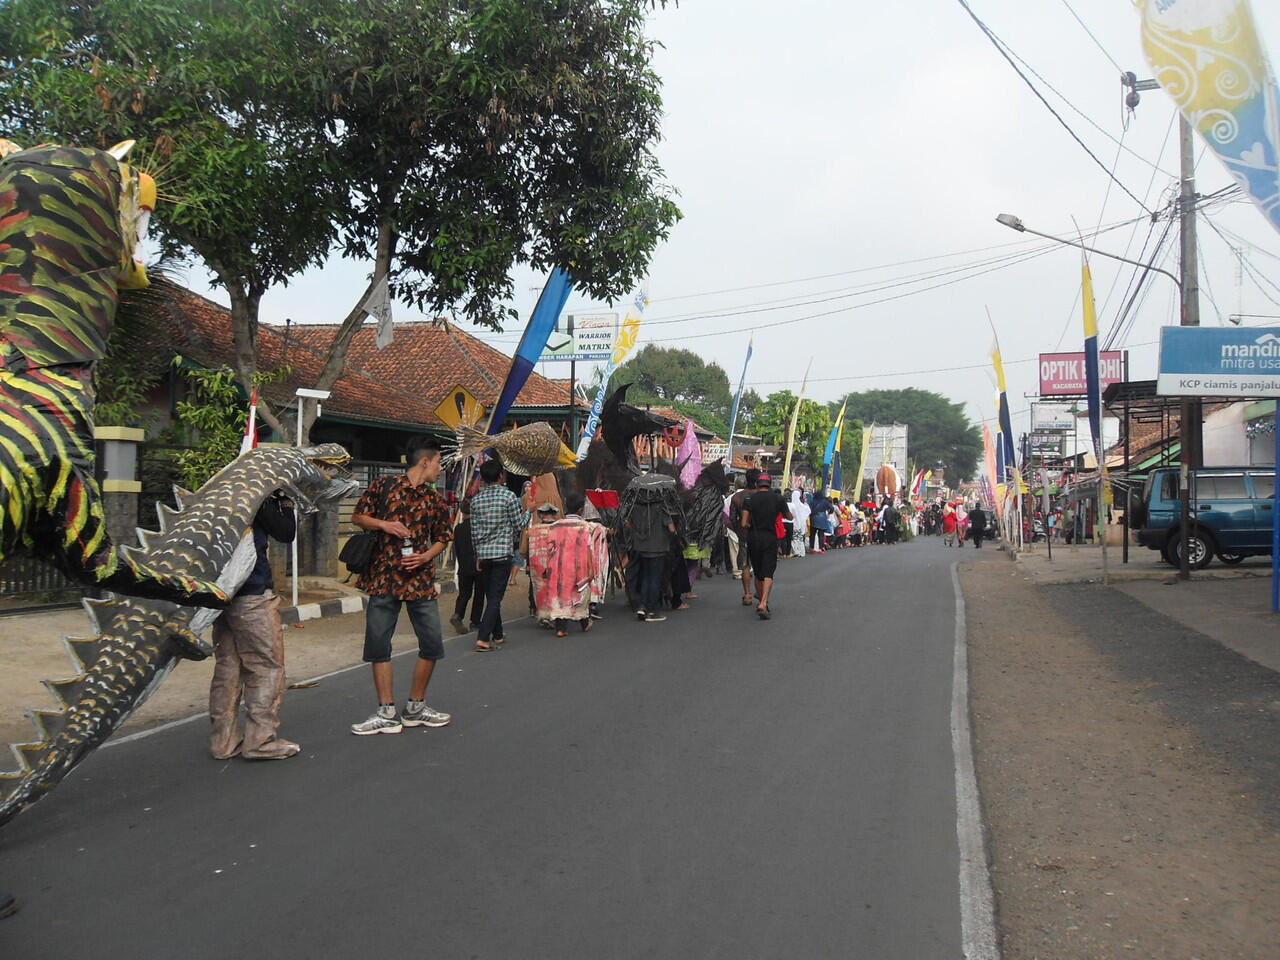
[1,538,987,960]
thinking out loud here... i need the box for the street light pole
[994,214,1183,291]
[293,387,331,611]
[995,212,1195,578]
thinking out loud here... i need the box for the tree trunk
[222,279,286,440]
[300,219,397,443]
[178,231,287,441]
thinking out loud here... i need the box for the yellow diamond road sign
[434,385,486,430]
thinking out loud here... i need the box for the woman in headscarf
[789,489,810,557]
[810,492,833,553]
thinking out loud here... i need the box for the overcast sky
[182,0,1280,444]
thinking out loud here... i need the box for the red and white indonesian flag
[239,386,259,456]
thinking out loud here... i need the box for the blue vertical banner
[724,336,753,467]
[1082,262,1103,460]
[487,267,574,433]
[822,401,847,493]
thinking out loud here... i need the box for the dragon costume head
[0,138,157,372]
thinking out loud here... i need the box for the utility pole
[1124,73,1202,579]
[1177,114,1202,580]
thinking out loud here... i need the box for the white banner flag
[362,273,394,349]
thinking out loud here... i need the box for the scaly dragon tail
[0,445,358,828]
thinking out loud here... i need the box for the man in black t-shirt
[729,468,760,605]
[741,473,791,620]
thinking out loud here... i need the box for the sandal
[581,620,594,633]
[494,635,505,645]
[475,640,494,652]
[742,596,754,606]
[757,605,771,620]
[555,630,568,638]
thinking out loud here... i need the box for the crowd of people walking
[210,435,997,750]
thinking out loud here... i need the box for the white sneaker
[351,706,403,736]
[402,703,452,728]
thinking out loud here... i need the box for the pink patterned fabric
[676,418,701,488]
[527,517,597,620]
[587,522,609,603]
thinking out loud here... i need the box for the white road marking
[104,613,532,748]
[951,561,1001,960]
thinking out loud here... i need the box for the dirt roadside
[961,558,1280,959]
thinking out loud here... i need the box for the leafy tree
[838,418,865,497]
[1,0,680,441]
[834,388,982,482]
[171,362,284,489]
[750,390,833,475]
[732,388,762,437]
[95,307,165,429]
[0,0,340,437]
[610,344,732,414]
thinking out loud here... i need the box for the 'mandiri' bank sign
[1157,326,1280,398]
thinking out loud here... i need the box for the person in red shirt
[942,504,959,547]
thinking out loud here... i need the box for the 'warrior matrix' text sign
[1157,326,1280,397]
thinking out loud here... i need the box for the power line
[1203,215,1280,308]
[1096,112,1177,320]
[1196,233,1226,324]
[1207,220,1280,262]
[744,339,1162,389]
[646,237,1048,303]
[1102,214,1174,351]
[1000,38,1175,179]
[639,243,1069,326]
[477,217,1148,344]
[953,0,1155,212]
[1051,130,1129,351]
[1056,114,1176,352]
[638,245,1062,344]
[1058,0,1123,72]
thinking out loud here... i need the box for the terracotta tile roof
[121,284,581,430]
[281,319,585,417]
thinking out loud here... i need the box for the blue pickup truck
[1132,466,1275,569]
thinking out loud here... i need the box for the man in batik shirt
[349,437,454,735]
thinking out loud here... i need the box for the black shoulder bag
[340,478,389,577]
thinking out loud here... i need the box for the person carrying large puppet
[0,138,227,608]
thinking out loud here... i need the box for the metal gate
[0,556,79,612]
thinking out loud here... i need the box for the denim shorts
[362,594,445,663]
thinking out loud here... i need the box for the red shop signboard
[1038,351,1124,396]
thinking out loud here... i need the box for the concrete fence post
[94,426,145,548]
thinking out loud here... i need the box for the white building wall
[1202,403,1249,466]
[1061,412,1121,461]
